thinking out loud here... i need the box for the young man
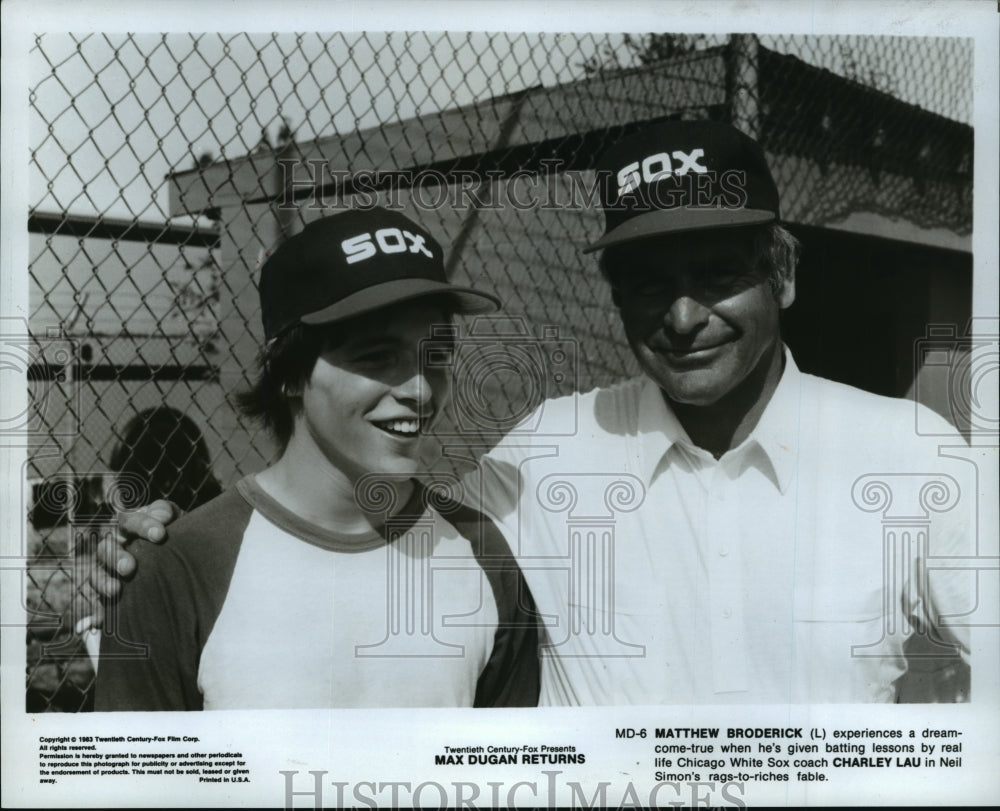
[94,207,540,710]
[100,121,974,705]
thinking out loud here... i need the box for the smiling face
[608,227,795,409]
[295,299,453,483]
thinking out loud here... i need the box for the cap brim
[583,207,776,254]
[300,278,500,326]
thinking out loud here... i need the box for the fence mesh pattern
[23,32,973,711]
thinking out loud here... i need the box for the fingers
[117,499,180,543]
[71,580,106,631]
[89,562,125,599]
[86,532,137,608]
[98,535,137,580]
[71,544,106,632]
[74,499,182,631]
[75,610,102,633]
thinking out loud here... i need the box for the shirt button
[722,608,732,619]
[719,549,729,557]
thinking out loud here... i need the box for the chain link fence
[22,31,973,711]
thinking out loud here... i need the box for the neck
[255,434,414,535]
[669,342,785,459]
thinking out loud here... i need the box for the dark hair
[598,222,801,301]
[235,323,342,452]
[111,407,222,511]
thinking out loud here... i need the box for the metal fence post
[727,33,761,139]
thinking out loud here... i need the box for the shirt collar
[636,346,802,493]
[743,347,802,493]
[636,375,690,485]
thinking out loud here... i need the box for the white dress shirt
[472,349,973,704]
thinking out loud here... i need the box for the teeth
[376,419,419,435]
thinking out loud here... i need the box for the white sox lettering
[342,227,434,264]
[616,149,708,197]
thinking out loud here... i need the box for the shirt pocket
[792,584,892,665]
[792,584,903,701]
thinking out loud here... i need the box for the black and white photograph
[2,0,998,807]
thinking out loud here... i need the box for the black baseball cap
[259,207,500,341]
[584,120,780,253]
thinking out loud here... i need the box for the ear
[776,268,796,310]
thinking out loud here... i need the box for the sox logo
[616,148,708,197]
[342,227,434,265]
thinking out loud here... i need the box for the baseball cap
[583,120,780,253]
[259,207,500,341]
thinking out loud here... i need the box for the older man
[96,120,973,704]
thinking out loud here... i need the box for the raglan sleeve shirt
[95,479,540,710]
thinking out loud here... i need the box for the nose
[395,371,434,406]
[663,294,710,335]
[393,359,442,409]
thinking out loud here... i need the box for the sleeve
[438,497,541,707]
[472,549,541,708]
[93,488,251,711]
[94,541,204,711]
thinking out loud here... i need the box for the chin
[662,386,727,407]
[641,366,722,407]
